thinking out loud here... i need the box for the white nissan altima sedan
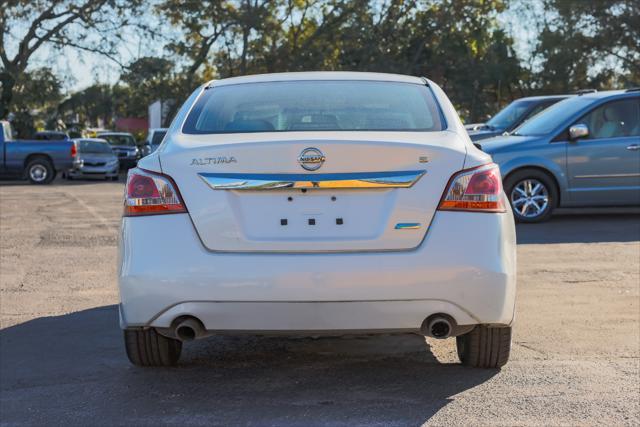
[119,72,516,368]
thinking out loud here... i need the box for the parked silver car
[480,89,640,222]
[66,138,119,180]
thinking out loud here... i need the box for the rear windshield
[79,140,113,153]
[183,81,444,134]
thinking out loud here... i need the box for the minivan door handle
[627,144,640,151]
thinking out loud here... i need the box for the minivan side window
[577,98,640,139]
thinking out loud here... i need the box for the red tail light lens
[438,163,506,212]
[124,168,187,216]
[71,143,77,158]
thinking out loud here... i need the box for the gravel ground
[1,177,639,426]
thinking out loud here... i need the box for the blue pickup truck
[0,120,75,184]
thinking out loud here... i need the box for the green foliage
[4,0,639,129]
[532,0,639,92]
[0,0,143,121]
[8,68,63,137]
[150,0,523,121]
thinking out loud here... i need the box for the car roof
[511,90,637,103]
[516,95,571,102]
[98,132,133,136]
[36,130,66,134]
[208,71,425,87]
[573,89,635,100]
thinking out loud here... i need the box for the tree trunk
[0,70,16,119]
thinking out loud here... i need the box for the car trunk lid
[160,131,466,252]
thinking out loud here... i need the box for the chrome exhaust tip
[421,314,456,339]
[174,317,205,342]
[428,318,452,339]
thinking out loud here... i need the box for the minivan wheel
[504,169,557,223]
[26,158,55,184]
[456,325,512,368]
[124,329,182,367]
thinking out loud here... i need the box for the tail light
[124,168,187,216]
[71,142,77,158]
[438,163,506,212]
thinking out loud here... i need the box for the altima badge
[191,157,237,166]
[298,147,325,171]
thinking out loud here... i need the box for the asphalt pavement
[1,177,639,426]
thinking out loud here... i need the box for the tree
[531,0,639,91]
[8,67,63,137]
[153,0,523,122]
[0,0,141,118]
[120,56,178,114]
[58,83,115,127]
[157,0,236,82]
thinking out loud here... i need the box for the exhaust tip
[421,314,455,339]
[176,325,196,341]
[174,317,205,341]
[429,319,452,339]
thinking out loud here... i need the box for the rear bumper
[68,164,119,177]
[118,211,516,331]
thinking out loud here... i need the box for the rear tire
[456,325,512,368]
[124,329,182,367]
[504,169,557,223]
[26,157,55,184]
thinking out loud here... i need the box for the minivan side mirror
[569,124,589,140]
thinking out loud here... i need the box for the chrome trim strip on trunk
[198,170,426,190]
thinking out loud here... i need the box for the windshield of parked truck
[513,97,594,136]
[183,81,444,133]
[79,140,113,154]
[101,134,136,146]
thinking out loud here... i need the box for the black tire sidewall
[504,169,558,223]
[456,326,512,368]
[26,158,55,184]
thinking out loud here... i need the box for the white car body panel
[160,132,466,252]
[120,72,515,334]
[119,210,515,330]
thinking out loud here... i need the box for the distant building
[149,99,175,129]
[115,117,148,134]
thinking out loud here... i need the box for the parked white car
[119,72,516,368]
